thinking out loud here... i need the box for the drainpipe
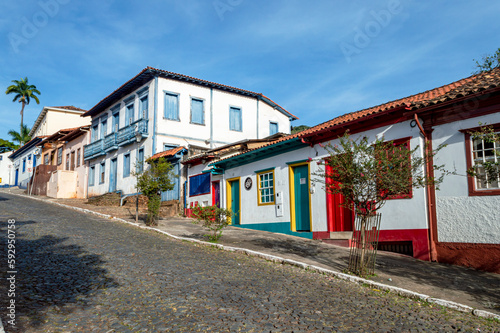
[414,114,438,261]
[210,88,214,148]
[256,96,260,139]
[152,76,159,155]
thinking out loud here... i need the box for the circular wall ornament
[244,177,252,190]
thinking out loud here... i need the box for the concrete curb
[6,191,500,322]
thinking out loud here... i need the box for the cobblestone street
[0,193,498,332]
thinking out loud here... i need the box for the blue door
[109,158,117,192]
[161,162,179,201]
[227,179,240,225]
[15,169,19,186]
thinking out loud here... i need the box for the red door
[325,165,354,232]
[212,181,220,207]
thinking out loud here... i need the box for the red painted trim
[463,123,500,196]
[378,229,430,261]
[425,131,439,261]
[435,242,500,274]
[313,231,330,240]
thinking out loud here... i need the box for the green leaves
[314,132,448,215]
[133,158,175,226]
[191,205,233,242]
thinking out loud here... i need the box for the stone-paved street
[0,193,498,332]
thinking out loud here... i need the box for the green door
[230,180,240,225]
[294,165,310,231]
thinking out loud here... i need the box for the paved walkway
[2,188,500,321]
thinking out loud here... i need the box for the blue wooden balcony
[83,139,104,160]
[84,119,149,161]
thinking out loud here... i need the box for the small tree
[191,205,233,242]
[473,47,500,73]
[133,157,175,226]
[314,133,449,276]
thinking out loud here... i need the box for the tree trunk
[20,101,25,146]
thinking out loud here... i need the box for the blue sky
[1,0,499,140]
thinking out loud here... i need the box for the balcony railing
[84,119,149,160]
[83,139,104,160]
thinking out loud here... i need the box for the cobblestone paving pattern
[0,193,498,332]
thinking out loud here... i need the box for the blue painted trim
[254,167,275,174]
[153,76,159,155]
[286,159,309,165]
[210,88,214,148]
[156,132,230,145]
[234,222,313,239]
[256,96,260,139]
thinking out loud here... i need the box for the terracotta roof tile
[149,146,186,160]
[50,106,87,112]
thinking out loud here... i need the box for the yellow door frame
[288,161,312,232]
[226,177,241,225]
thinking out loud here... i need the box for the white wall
[10,147,40,188]
[156,77,292,150]
[0,152,13,185]
[432,113,500,243]
[33,109,90,137]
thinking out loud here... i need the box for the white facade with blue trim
[83,67,297,200]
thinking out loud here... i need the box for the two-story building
[82,67,298,202]
[29,106,90,138]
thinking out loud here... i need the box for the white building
[82,67,298,200]
[0,151,14,186]
[8,137,45,188]
[186,68,500,273]
[29,106,90,137]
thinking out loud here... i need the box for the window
[100,162,105,184]
[126,103,134,126]
[467,127,500,193]
[164,92,179,120]
[33,155,37,168]
[257,169,275,205]
[229,107,242,131]
[44,154,49,165]
[77,149,81,167]
[0,156,2,161]
[57,147,63,165]
[112,110,120,132]
[377,138,412,199]
[92,124,99,142]
[190,98,204,125]
[270,122,279,135]
[66,153,70,170]
[123,153,131,177]
[101,118,108,139]
[139,94,149,119]
[189,173,210,196]
[22,158,26,173]
[89,166,95,186]
[137,148,144,173]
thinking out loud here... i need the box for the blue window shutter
[165,93,179,120]
[191,99,204,124]
[124,154,130,177]
[113,113,119,132]
[126,104,134,125]
[101,120,107,138]
[230,107,242,131]
[137,149,144,173]
[270,122,278,135]
[140,95,148,119]
[189,173,210,196]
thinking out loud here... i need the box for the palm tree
[0,139,17,153]
[8,125,31,148]
[5,77,41,146]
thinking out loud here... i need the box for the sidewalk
[2,187,499,320]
